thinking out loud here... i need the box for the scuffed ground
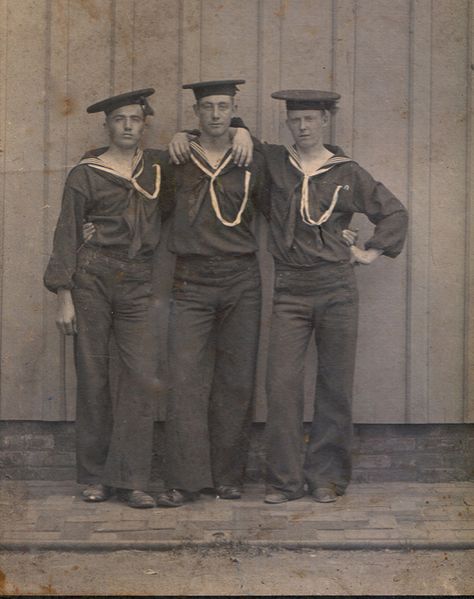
[0,547,473,596]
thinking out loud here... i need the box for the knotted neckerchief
[78,149,161,258]
[188,141,251,227]
[285,145,352,248]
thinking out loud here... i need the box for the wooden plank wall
[0,0,472,423]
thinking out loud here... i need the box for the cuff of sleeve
[181,128,201,137]
[364,241,399,258]
[230,116,248,130]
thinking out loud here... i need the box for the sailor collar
[285,145,353,227]
[78,148,161,200]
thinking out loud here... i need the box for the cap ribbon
[190,142,251,227]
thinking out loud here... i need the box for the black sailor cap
[182,79,245,101]
[271,89,340,111]
[86,88,155,116]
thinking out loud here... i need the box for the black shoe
[156,488,198,507]
[81,484,113,503]
[116,489,156,509]
[216,485,241,500]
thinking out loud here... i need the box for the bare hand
[342,228,359,247]
[350,246,383,265]
[56,289,77,335]
[169,132,192,165]
[230,127,253,167]
[83,222,95,243]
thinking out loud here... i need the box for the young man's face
[105,104,146,150]
[286,109,328,150]
[193,95,236,138]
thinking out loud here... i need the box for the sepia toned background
[0,0,472,426]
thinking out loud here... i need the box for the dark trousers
[71,247,156,490]
[164,254,261,492]
[265,261,359,496]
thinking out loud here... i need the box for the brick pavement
[0,481,473,551]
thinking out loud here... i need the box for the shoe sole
[81,495,110,502]
[125,501,156,509]
[116,495,156,509]
[217,494,241,500]
[312,495,337,503]
[264,494,305,504]
[156,500,183,508]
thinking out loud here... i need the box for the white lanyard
[287,153,342,227]
[190,152,251,227]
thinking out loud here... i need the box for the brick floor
[0,481,473,550]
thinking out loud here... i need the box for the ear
[232,101,237,114]
[321,110,329,126]
[192,103,199,118]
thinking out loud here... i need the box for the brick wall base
[1,421,473,483]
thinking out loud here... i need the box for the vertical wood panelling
[279,0,333,146]
[332,0,356,154]
[64,0,113,163]
[199,0,259,132]
[466,0,474,422]
[179,0,201,128]
[0,0,472,424]
[351,0,410,422]
[1,0,48,418]
[133,0,180,145]
[428,0,468,422]
[0,0,7,417]
[406,0,432,422]
[41,0,69,420]
[112,0,135,92]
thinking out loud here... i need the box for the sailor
[156,80,268,507]
[253,89,408,503]
[44,89,174,508]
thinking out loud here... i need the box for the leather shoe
[117,489,156,509]
[264,490,304,504]
[312,487,337,503]
[156,488,198,507]
[81,484,113,503]
[216,485,241,500]
[264,492,290,504]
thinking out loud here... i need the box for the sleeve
[353,166,408,258]
[230,116,248,130]
[155,150,177,222]
[228,121,279,221]
[43,169,89,293]
[250,152,271,221]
